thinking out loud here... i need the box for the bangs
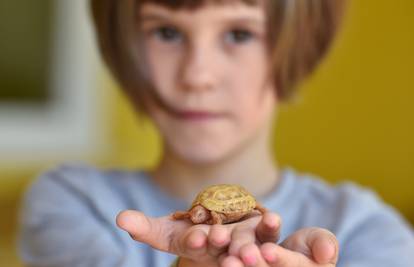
[138,0,259,10]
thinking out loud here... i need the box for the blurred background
[0,0,413,266]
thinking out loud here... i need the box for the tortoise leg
[255,203,268,214]
[210,211,223,224]
[172,211,190,220]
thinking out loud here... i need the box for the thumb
[116,210,173,252]
[280,227,339,265]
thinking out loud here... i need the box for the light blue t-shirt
[18,164,414,267]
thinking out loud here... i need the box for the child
[18,0,414,266]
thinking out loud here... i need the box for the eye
[225,29,254,44]
[152,26,183,43]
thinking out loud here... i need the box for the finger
[239,243,270,267]
[260,242,312,267]
[228,225,256,256]
[207,224,231,257]
[255,212,281,243]
[116,210,195,255]
[310,231,338,265]
[117,210,173,252]
[260,243,278,265]
[219,254,244,267]
[179,227,208,258]
[280,228,338,265]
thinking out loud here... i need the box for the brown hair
[90,0,347,110]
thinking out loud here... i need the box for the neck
[148,124,280,204]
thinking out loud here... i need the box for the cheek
[233,94,271,133]
[227,50,272,122]
[146,48,179,95]
[228,76,275,133]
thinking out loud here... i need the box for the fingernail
[264,253,277,263]
[265,220,276,229]
[265,214,278,228]
[243,255,257,266]
[314,236,337,264]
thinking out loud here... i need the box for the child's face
[139,1,277,164]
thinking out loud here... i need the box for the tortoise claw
[255,203,268,214]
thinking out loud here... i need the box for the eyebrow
[139,13,265,28]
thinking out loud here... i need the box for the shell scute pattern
[192,184,257,213]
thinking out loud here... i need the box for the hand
[116,210,281,267]
[219,227,339,267]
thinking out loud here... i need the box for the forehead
[138,0,266,25]
[138,0,260,10]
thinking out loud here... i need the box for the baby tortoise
[172,184,267,225]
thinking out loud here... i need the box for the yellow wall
[1,0,413,266]
[276,0,414,221]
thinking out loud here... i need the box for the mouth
[172,109,225,121]
[149,91,225,121]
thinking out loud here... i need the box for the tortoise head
[189,205,211,224]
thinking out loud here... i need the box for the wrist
[174,257,218,267]
[170,257,180,267]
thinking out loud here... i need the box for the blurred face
[138,1,277,165]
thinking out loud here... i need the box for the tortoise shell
[191,184,256,214]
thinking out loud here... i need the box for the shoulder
[286,169,392,216]
[289,169,410,230]
[30,162,121,188]
[24,163,98,200]
[24,163,107,207]
[21,163,147,223]
[26,162,145,198]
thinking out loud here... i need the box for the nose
[179,42,217,92]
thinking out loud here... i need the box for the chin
[171,141,235,166]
